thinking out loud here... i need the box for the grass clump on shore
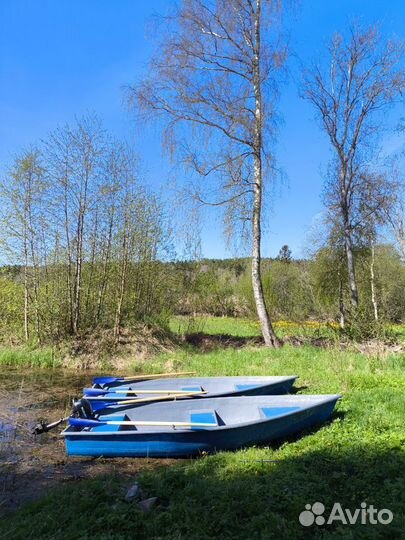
[0,347,60,369]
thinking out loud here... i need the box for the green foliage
[170,315,259,338]
[176,263,249,317]
[0,277,24,338]
[264,261,315,320]
[374,245,405,321]
[1,242,405,344]
[310,247,347,317]
[343,307,389,341]
[0,120,176,344]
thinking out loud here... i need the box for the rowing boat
[83,376,298,411]
[62,394,340,457]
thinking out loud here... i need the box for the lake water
[0,369,174,514]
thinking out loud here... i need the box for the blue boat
[62,394,340,458]
[83,376,298,411]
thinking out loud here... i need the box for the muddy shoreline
[0,369,179,514]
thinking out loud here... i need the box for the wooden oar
[69,417,217,429]
[88,391,206,404]
[93,372,196,386]
[84,388,203,397]
[88,392,206,413]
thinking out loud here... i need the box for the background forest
[1,113,405,344]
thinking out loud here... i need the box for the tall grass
[0,347,60,369]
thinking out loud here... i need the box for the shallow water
[0,369,178,514]
[0,369,92,510]
[0,370,92,448]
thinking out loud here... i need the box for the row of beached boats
[49,371,341,458]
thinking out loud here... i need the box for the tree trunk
[73,212,83,335]
[63,177,74,334]
[338,269,345,329]
[73,168,89,335]
[85,207,98,321]
[28,197,40,342]
[114,234,129,340]
[22,200,30,342]
[95,202,115,325]
[251,179,280,347]
[342,209,359,308]
[23,264,29,342]
[252,0,280,348]
[370,242,378,321]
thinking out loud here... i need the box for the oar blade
[83,388,108,396]
[69,417,103,428]
[92,376,122,386]
[87,401,110,412]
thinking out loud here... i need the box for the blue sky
[1,0,404,259]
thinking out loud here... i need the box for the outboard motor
[72,398,94,419]
[33,398,95,435]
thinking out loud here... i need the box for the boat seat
[181,386,204,393]
[190,409,220,429]
[91,415,127,432]
[235,384,259,391]
[260,407,300,419]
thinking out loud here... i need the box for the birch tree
[129,0,287,347]
[302,25,405,309]
[0,150,46,341]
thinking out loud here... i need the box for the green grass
[169,315,261,337]
[0,346,60,368]
[170,315,341,340]
[1,317,405,539]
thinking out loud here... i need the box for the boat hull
[63,395,340,458]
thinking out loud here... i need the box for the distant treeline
[173,246,405,325]
[0,244,404,343]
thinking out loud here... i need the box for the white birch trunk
[252,0,280,347]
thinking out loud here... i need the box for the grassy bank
[1,316,403,370]
[1,317,404,539]
[0,346,60,368]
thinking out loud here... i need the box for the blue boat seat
[260,407,300,419]
[181,386,204,393]
[235,384,259,391]
[91,415,127,432]
[190,410,220,429]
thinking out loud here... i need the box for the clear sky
[1,0,404,259]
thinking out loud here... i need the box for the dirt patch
[183,332,405,356]
[62,325,179,370]
[281,335,405,356]
[351,339,405,357]
[184,332,264,351]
